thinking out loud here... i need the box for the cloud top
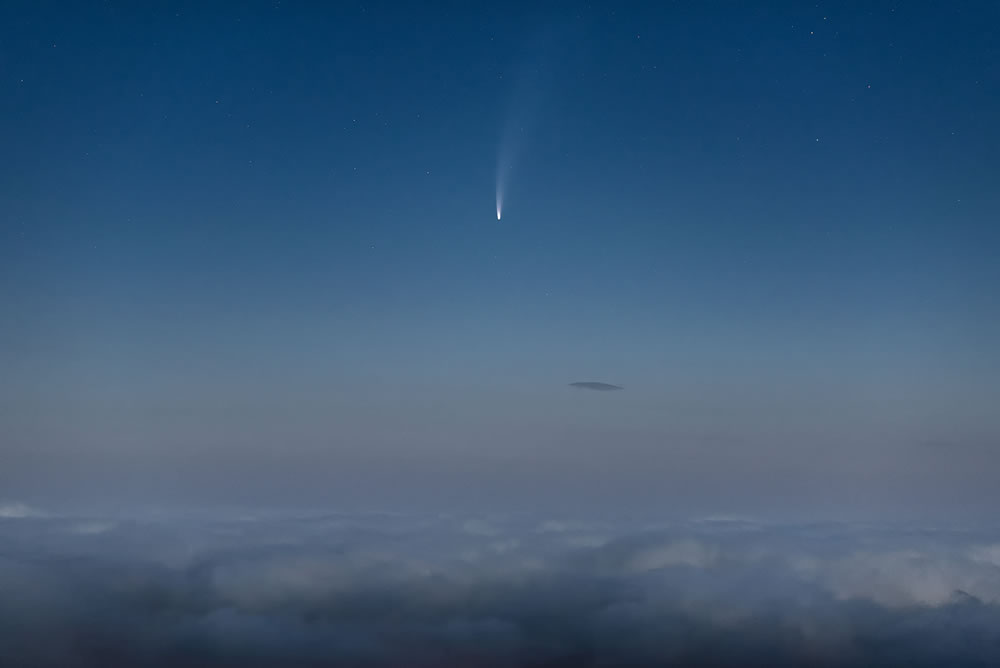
[1,513,1000,666]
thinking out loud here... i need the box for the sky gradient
[2,1,998,518]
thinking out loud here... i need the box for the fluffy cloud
[1,512,999,666]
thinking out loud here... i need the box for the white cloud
[68,521,116,535]
[626,539,720,572]
[970,543,1000,567]
[461,519,501,536]
[0,502,46,518]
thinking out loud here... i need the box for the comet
[495,153,509,221]
[494,27,572,223]
[495,81,518,223]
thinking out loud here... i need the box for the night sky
[3,1,999,518]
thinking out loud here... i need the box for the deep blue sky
[2,2,998,517]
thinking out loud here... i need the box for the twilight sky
[2,1,998,518]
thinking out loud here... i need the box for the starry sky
[2,1,998,518]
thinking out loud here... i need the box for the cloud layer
[2,510,1000,666]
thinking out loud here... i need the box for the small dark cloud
[569,382,623,391]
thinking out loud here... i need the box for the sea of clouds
[2,504,1000,666]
